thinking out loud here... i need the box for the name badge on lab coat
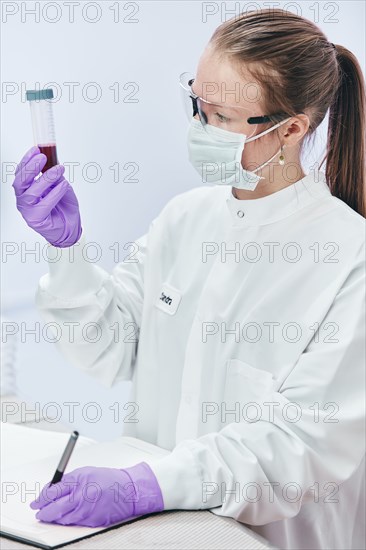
[155,283,182,315]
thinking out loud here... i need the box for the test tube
[26,88,58,173]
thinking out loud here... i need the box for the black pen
[50,431,79,485]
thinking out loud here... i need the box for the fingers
[12,152,48,197]
[27,165,66,198]
[35,494,77,523]
[37,178,70,217]
[14,146,40,176]
[52,510,94,526]
[30,480,73,510]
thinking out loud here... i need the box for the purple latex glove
[29,462,164,527]
[12,146,82,248]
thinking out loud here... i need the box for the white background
[1,1,365,440]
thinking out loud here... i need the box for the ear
[282,113,310,146]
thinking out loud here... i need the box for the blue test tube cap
[26,89,54,101]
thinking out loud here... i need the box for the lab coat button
[237,210,245,218]
[185,394,192,404]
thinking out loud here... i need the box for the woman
[12,9,365,550]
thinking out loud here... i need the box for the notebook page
[0,422,96,471]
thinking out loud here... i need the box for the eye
[214,112,230,123]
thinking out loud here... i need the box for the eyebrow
[191,80,260,114]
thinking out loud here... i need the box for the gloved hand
[30,462,164,527]
[12,146,82,248]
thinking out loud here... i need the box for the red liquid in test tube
[38,144,58,172]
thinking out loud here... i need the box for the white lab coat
[36,170,365,550]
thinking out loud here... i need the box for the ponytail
[321,45,366,217]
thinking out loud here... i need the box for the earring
[279,145,286,166]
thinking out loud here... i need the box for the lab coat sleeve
[35,225,153,388]
[149,242,366,525]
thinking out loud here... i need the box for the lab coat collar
[225,170,331,226]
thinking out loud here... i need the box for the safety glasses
[179,72,292,140]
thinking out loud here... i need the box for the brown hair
[209,8,366,217]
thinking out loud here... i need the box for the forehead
[193,45,264,112]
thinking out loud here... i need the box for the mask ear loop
[245,116,292,143]
[241,117,292,179]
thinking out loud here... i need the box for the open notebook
[0,422,170,549]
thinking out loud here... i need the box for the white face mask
[187,117,291,191]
